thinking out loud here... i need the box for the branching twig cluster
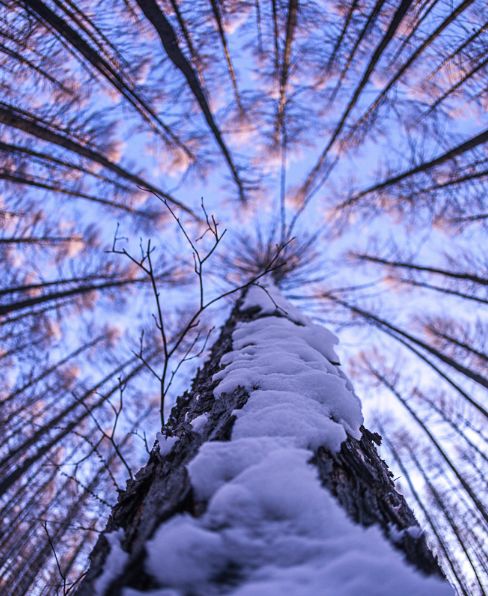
[111,192,291,427]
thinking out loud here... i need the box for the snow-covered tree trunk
[79,284,451,595]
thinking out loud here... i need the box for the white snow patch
[145,447,451,595]
[190,412,209,434]
[94,529,128,595]
[187,436,289,501]
[212,315,360,447]
[241,282,311,326]
[156,433,178,456]
[146,517,226,588]
[232,390,348,452]
[389,523,425,544]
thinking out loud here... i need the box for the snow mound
[190,412,209,434]
[213,295,362,449]
[240,282,311,325]
[156,433,178,456]
[145,446,450,595]
[94,530,128,595]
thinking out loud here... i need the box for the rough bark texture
[79,298,444,594]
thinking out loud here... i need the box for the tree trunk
[79,285,450,594]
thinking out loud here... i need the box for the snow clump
[94,530,128,595]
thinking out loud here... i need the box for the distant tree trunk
[79,287,447,594]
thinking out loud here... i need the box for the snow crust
[144,446,450,595]
[190,412,209,434]
[117,283,451,595]
[240,283,310,326]
[156,433,178,456]
[389,523,424,543]
[94,530,128,595]
[212,314,361,451]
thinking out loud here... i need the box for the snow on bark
[93,530,128,594]
[129,283,451,595]
[81,282,451,595]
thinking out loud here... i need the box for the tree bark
[79,290,446,594]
